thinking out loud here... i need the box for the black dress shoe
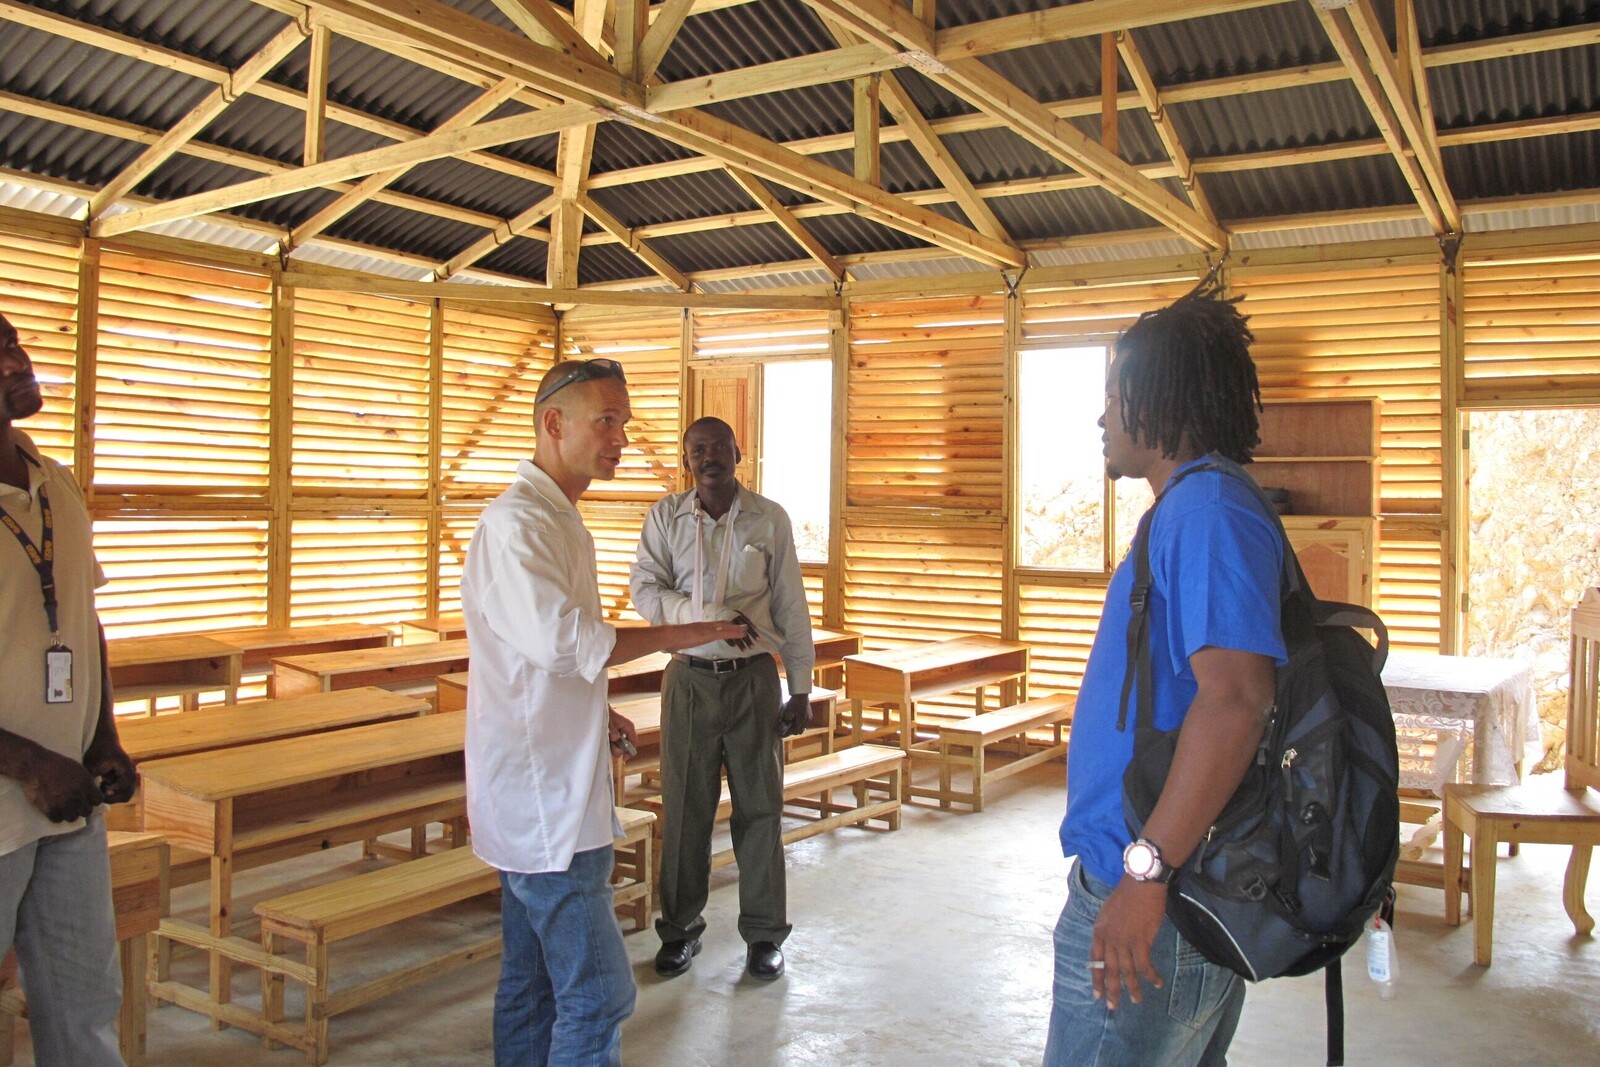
[654,938,701,978]
[745,941,784,980]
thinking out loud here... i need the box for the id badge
[45,646,73,704]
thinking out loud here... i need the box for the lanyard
[0,482,61,642]
[691,494,740,621]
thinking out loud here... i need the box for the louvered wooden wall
[4,205,1595,669]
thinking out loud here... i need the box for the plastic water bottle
[1365,915,1397,999]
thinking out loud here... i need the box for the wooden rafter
[723,166,845,281]
[797,0,1225,250]
[488,0,611,63]
[543,0,607,291]
[91,103,604,238]
[290,78,523,248]
[442,194,559,278]
[637,0,696,80]
[816,10,1011,243]
[579,194,691,291]
[304,24,333,167]
[936,0,1289,61]
[1115,31,1218,228]
[1311,0,1459,233]
[88,21,307,218]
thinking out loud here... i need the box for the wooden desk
[271,639,471,700]
[208,624,394,693]
[844,635,1030,753]
[399,613,466,644]
[434,653,674,716]
[139,714,467,1026]
[111,689,431,830]
[3,832,169,1067]
[811,628,864,688]
[108,634,244,711]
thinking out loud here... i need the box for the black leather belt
[672,652,767,675]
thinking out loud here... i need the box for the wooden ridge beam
[290,78,523,247]
[88,20,307,217]
[93,103,604,238]
[723,167,845,281]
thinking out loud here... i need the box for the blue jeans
[1043,863,1244,1067]
[0,810,123,1067]
[494,845,635,1067]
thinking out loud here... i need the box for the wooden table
[434,651,674,714]
[108,634,244,711]
[139,714,467,1028]
[270,639,471,700]
[843,635,1030,753]
[398,613,466,644]
[208,624,394,694]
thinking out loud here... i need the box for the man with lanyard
[1045,279,1285,1067]
[463,359,749,1066]
[631,416,814,982]
[0,312,137,1066]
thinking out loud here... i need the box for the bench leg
[971,742,986,814]
[261,931,285,1050]
[887,766,902,830]
[119,932,148,1067]
[308,939,330,1067]
[209,852,233,1027]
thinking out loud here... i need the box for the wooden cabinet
[1252,398,1379,606]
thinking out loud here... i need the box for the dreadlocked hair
[1114,269,1261,465]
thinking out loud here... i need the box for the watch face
[1125,841,1158,878]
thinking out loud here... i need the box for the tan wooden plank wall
[1230,256,1445,652]
[3,209,1591,664]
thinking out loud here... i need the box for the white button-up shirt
[462,460,619,875]
[630,484,813,690]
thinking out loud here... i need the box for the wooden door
[686,364,760,490]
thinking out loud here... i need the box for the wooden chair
[1442,587,1600,964]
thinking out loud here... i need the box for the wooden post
[826,304,849,631]
[1439,235,1465,653]
[74,240,100,500]
[1001,277,1020,643]
[854,73,881,186]
[425,300,443,619]
[1100,32,1119,157]
[268,273,294,627]
[304,24,332,167]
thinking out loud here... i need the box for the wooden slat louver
[846,294,1006,513]
[3,228,79,461]
[439,303,557,499]
[692,309,831,362]
[94,248,271,490]
[292,290,431,493]
[581,499,651,622]
[436,504,484,619]
[562,310,681,501]
[93,516,269,637]
[1461,248,1600,405]
[1230,257,1444,650]
[289,516,428,625]
[1017,579,1110,696]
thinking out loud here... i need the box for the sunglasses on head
[536,358,627,404]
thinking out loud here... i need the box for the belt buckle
[712,658,737,675]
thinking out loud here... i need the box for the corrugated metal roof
[0,0,1593,290]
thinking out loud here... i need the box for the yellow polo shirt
[0,432,106,856]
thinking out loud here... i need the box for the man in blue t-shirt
[1044,276,1288,1067]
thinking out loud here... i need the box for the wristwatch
[1123,837,1176,884]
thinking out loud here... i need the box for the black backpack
[1120,458,1400,1067]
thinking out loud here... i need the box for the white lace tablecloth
[1382,651,1540,794]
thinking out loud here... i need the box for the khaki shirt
[0,433,106,856]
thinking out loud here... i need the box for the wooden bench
[913,694,1074,812]
[254,808,656,1066]
[639,745,904,877]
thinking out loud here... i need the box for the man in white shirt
[0,312,137,1067]
[631,417,814,982]
[462,360,748,1067]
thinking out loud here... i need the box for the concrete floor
[9,762,1600,1066]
